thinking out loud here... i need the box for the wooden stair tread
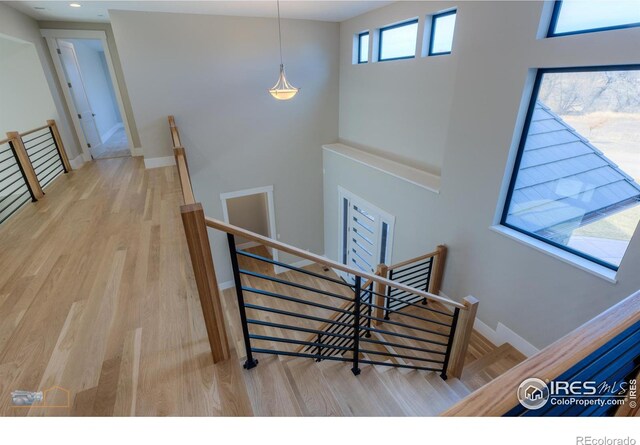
[282,357,345,416]
[315,359,404,416]
[374,369,446,416]
[461,343,526,391]
[241,355,303,416]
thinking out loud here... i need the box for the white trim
[218,280,235,291]
[274,259,316,275]
[144,156,175,169]
[473,318,540,358]
[131,147,143,157]
[236,241,261,250]
[220,185,274,201]
[489,225,618,284]
[323,143,440,193]
[69,154,85,169]
[100,122,123,144]
[220,185,279,267]
[288,259,315,269]
[41,29,135,160]
[439,291,539,358]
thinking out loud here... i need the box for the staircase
[218,246,525,416]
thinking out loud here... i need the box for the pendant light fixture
[269,0,298,100]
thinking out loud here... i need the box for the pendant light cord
[277,0,283,66]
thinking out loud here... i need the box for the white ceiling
[7,0,393,23]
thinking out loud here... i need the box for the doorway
[42,30,133,162]
[221,186,279,270]
[338,187,395,283]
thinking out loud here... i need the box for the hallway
[0,157,235,415]
[91,127,131,159]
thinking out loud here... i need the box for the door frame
[56,40,102,152]
[41,29,134,162]
[337,186,395,282]
[220,185,280,270]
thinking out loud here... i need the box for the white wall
[338,1,458,175]
[65,39,122,141]
[110,10,339,282]
[227,193,270,246]
[0,3,81,158]
[328,1,640,348]
[0,36,58,136]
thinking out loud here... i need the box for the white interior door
[339,189,394,284]
[57,40,102,151]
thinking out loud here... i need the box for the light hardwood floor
[0,157,524,416]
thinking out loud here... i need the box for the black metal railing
[0,139,36,225]
[227,234,460,379]
[385,256,434,319]
[23,126,66,190]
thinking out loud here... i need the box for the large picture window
[502,66,640,270]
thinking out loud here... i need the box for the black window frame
[378,18,419,62]
[428,9,457,56]
[357,31,369,64]
[547,0,640,37]
[501,64,640,271]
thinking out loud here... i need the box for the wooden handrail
[19,124,50,137]
[6,131,44,200]
[47,120,72,173]
[388,249,439,270]
[181,203,230,363]
[295,278,373,353]
[168,115,181,148]
[0,137,10,146]
[443,289,640,416]
[174,148,195,205]
[205,216,465,310]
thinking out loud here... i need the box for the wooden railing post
[47,120,72,172]
[430,244,447,295]
[181,202,230,363]
[373,264,388,326]
[447,296,479,379]
[6,131,44,200]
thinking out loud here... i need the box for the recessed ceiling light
[69,3,81,7]
[34,6,46,10]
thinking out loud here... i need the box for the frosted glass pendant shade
[269,64,298,100]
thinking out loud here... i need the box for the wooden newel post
[6,131,44,200]
[430,244,448,295]
[447,296,479,379]
[181,202,230,363]
[47,120,72,173]
[373,264,389,325]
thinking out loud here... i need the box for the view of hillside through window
[505,69,640,268]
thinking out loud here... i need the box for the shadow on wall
[0,33,59,135]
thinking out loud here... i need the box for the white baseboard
[236,241,261,250]
[473,319,539,358]
[144,156,175,169]
[100,122,123,143]
[70,154,85,169]
[439,291,539,358]
[275,258,316,275]
[131,147,143,157]
[219,280,235,291]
